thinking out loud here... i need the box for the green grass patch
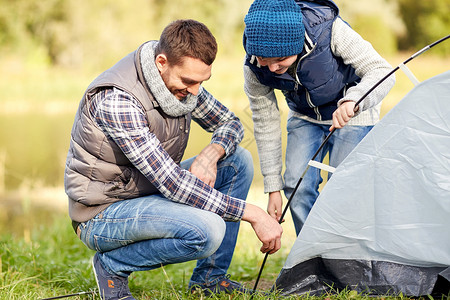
[1,212,448,299]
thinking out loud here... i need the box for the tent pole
[250,34,450,297]
[39,291,95,300]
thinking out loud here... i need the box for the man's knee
[197,213,226,259]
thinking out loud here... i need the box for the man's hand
[268,191,284,223]
[329,101,358,131]
[189,144,225,187]
[242,203,283,254]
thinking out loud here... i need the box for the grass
[2,209,447,300]
[0,186,298,299]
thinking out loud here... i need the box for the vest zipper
[295,32,316,87]
[295,33,321,120]
[176,116,187,163]
[184,116,189,134]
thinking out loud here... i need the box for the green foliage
[396,0,450,54]
[0,216,95,299]
[145,0,253,57]
[351,15,397,56]
[0,0,69,63]
[2,0,448,67]
[0,0,252,68]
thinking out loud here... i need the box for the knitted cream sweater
[244,17,395,193]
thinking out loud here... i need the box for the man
[65,19,282,300]
[243,0,395,235]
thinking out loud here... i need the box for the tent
[274,71,450,297]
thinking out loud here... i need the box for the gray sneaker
[91,253,135,300]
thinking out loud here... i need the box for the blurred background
[0,0,449,236]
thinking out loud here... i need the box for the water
[0,111,220,234]
[0,113,74,190]
[0,112,73,234]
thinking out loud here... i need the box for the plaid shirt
[89,86,246,221]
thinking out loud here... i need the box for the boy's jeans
[284,117,373,235]
[78,146,253,286]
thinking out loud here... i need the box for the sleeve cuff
[222,197,246,221]
[263,175,284,194]
[210,138,233,159]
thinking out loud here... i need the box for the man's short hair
[156,19,218,66]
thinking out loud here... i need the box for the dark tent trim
[275,257,450,297]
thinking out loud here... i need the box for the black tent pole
[250,34,450,296]
[39,290,95,300]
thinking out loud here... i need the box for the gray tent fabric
[275,71,450,297]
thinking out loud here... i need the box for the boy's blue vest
[244,0,360,121]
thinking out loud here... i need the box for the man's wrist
[206,143,225,161]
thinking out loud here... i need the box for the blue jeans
[284,117,373,235]
[78,146,253,286]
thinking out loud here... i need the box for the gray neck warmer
[139,41,198,117]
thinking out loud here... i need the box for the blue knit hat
[244,0,304,58]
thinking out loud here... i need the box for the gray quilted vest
[65,44,191,222]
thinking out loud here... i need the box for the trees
[0,0,448,68]
[396,0,450,54]
[0,0,253,67]
[0,0,70,64]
